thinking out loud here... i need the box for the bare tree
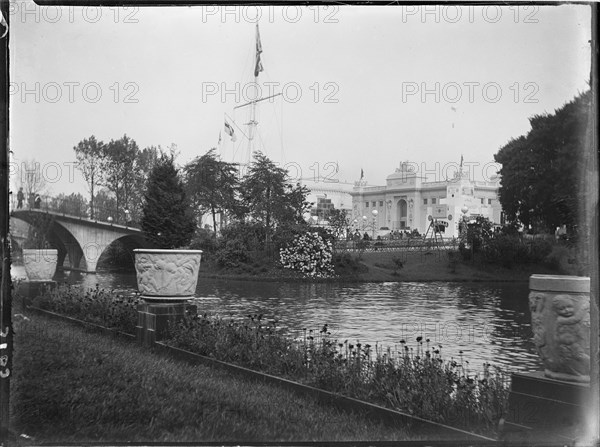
[74,135,105,219]
[16,159,48,208]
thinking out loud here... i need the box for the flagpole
[248,24,260,163]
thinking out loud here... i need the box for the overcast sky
[8,3,592,195]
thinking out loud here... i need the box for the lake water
[13,265,542,373]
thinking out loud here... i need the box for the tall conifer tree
[141,153,196,249]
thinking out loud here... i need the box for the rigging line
[224,113,250,140]
[256,132,265,156]
[232,139,240,164]
[280,94,285,165]
[239,32,254,87]
[263,63,287,164]
[264,89,284,164]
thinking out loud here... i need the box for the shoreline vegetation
[21,283,510,439]
[21,225,575,284]
[196,249,564,284]
[11,313,416,442]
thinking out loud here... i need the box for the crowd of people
[346,228,416,242]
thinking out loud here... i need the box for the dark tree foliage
[131,146,160,223]
[328,208,349,239]
[494,90,590,233]
[141,154,196,249]
[93,189,117,222]
[184,148,239,235]
[239,152,312,243]
[23,213,56,249]
[49,192,87,218]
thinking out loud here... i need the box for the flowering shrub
[279,231,335,278]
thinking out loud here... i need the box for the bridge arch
[10,210,152,273]
[96,234,149,271]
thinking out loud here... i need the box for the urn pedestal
[136,301,198,346]
[529,275,590,382]
[133,249,202,346]
[502,275,591,443]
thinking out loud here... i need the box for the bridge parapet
[10,193,139,228]
[10,209,148,273]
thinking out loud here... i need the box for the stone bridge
[10,209,152,273]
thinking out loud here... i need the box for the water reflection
[191,279,541,372]
[13,264,542,373]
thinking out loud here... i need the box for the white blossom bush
[279,232,336,278]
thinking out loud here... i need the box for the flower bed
[30,284,140,334]
[167,316,509,435]
[27,284,509,436]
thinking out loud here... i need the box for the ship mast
[247,24,259,158]
[233,24,281,164]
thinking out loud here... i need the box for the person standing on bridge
[34,194,41,209]
[17,187,24,209]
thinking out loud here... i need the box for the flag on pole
[360,169,364,180]
[218,131,222,145]
[224,120,237,142]
[254,24,263,77]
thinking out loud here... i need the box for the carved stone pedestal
[501,275,591,442]
[529,275,590,382]
[136,300,197,347]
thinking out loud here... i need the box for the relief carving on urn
[134,249,203,299]
[529,275,590,383]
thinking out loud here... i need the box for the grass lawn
[10,312,415,443]
[350,250,559,282]
[197,248,561,283]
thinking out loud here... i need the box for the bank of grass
[349,250,560,282]
[198,248,562,283]
[11,314,414,442]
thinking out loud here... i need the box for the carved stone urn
[23,248,58,281]
[529,274,590,383]
[133,249,203,300]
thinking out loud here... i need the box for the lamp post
[460,205,469,246]
[371,209,378,239]
[124,209,130,227]
[350,218,358,241]
[107,216,113,226]
[362,215,367,235]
